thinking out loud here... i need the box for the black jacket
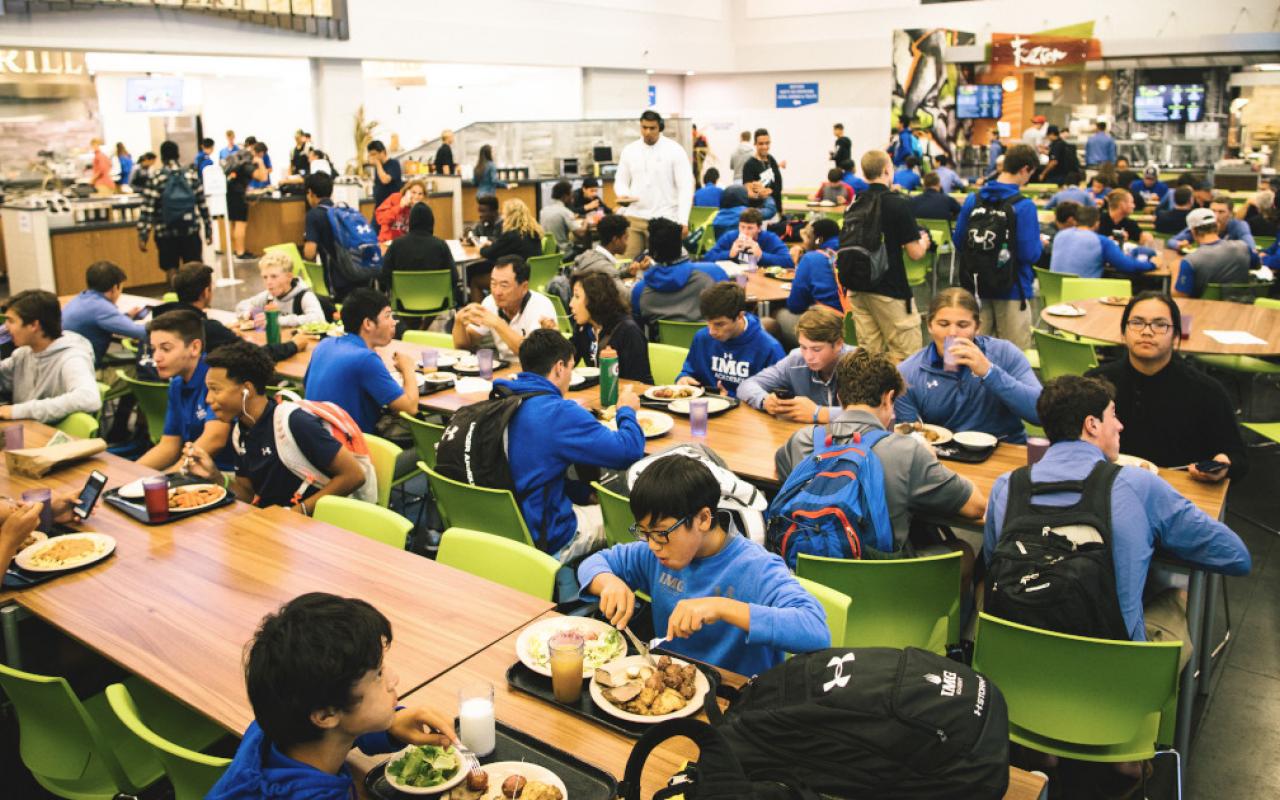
[572,316,653,384]
[150,301,299,363]
[381,204,457,294]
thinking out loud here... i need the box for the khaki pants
[623,216,650,260]
[555,504,606,565]
[978,298,1032,350]
[848,292,922,362]
[1145,588,1193,672]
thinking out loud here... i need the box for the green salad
[386,744,460,788]
[298,321,341,335]
[527,625,624,671]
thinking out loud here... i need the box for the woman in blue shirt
[473,144,506,198]
[895,288,1041,443]
[114,143,133,189]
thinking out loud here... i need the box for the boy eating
[578,456,828,676]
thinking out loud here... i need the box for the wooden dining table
[1040,297,1280,356]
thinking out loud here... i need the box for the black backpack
[621,648,1009,800]
[159,168,197,228]
[984,460,1130,640]
[291,285,339,324]
[835,190,890,292]
[957,194,1024,298]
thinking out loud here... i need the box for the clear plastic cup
[458,682,496,756]
[1180,313,1192,341]
[689,398,709,438]
[943,336,959,372]
[420,348,438,371]
[549,631,585,704]
[478,348,494,380]
[20,488,52,532]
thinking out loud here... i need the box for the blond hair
[861,150,891,182]
[796,306,844,344]
[401,178,429,198]
[501,198,544,239]
[257,251,293,276]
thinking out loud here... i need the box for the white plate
[570,373,586,388]
[382,745,467,795]
[421,372,456,384]
[1116,453,1159,474]
[17,531,47,551]
[454,377,492,395]
[667,396,732,416]
[453,761,569,800]
[604,409,673,438]
[168,483,228,512]
[893,422,954,445]
[590,655,710,725]
[117,478,146,500]
[515,617,626,678]
[574,366,600,379]
[953,430,998,450]
[15,533,116,573]
[1044,303,1086,317]
[643,385,704,402]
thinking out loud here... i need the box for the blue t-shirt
[693,184,724,208]
[303,334,404,433]
[232,400,343,508]
[163,359,234,470]
[893,168,921,192]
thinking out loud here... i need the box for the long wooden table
[1041,297,1280,356]
[0,421,553,734]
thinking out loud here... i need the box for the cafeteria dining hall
[1,1,1279,798]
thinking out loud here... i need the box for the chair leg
[1153,748,1182,800]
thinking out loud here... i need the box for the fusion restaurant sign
[990,34,1101,68]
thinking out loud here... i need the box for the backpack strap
[620,718,756,800]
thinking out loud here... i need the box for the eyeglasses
[1126,317,1173,334]
[629,515,689,545]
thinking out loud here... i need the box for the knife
[621,625,658,668]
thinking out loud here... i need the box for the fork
[453,740,482,775]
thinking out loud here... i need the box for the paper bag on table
[5,438,107,478]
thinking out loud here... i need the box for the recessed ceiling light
[646,69,655,75]
[685,70,696,76]
[1256,63,1280,72]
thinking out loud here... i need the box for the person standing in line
[434,129,456,175]
[742,128,785,205]
[831,123,852,167]
[219,130,239,164]
[89,138,114,194]
[366,140,403,233]
[613,110,694,259]
[289,129,311,179]
[730,130,754,182]
[138,140,213,289]
[1039,126,1081,186]
[195,138,216,176]
[113,143,134,190]
[1022,115,1048,152]
[1085,120,1117,167]
[129,152,157,194]
[472,144,506,198]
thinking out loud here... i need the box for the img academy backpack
[957,194,1024,298]
[766,427,894,568]
[325,203,383,289]
[835,189,890,292]
[620,647,1009,800]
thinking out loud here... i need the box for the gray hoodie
[0,332,102,423]
[234,278,323,328]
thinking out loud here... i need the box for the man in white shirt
[1023,115,1048,153]
[453,256,557,361]
[613,110,695,259]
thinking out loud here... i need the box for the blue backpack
[893,131,917,165]
[325,203,382,289]
[766,427,894,568]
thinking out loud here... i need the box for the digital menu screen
[956,85,1003,119]
[1134,84,1205,123]
[125,77,184,113]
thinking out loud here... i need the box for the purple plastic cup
[3,424,23,450]
[21,488,53,532]
[689,399,709,438]
[1180,313,1192,341]
[943,336,959,372]
[735,272,749,289]
[1026,437,1050,465]
[478,348,494,380]
[420,348,438,371]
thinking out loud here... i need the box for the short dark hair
[159,140,179,162]
[899,115,912,127]
[476,195,498,212]
[1120,290,1181,339]
[1096,121,1107,131]
[366,140,386,154]
[699,282,745,321]
[206,340,274,394]
[834,123,845,130]
[201,137,215,149]
[581,176,599,189]
[935,154,950,167]
[551,180,572,201]
[639,110,663,128]
[811,217,840,242]
[923,172,941,189]
[340,288,390,335]
[86,260,128,293]
[518,328,575,376]
[838,158,854,171]
[1116,156,1129,166]
[252,142,268,155]
[1037,375,1115,444]
[1090,174,1112,188]
[305,171,333,199]
[1074,204,1100,227]
[595,214,629,245]
[1173,186,1192,206]
[835,349,903,407]
[245,592,392,750]
[1002,144,1040,176]
[244,136,258,146]
[138,152,157,163]
[6,290,61,339]
[630,455,721,527]
[492,255,530,284]
[738,208,764,226]
[827,168,844,183]
[1054,201,1080,225]
[753,128,769,142]
[703,167,720,185]
[148,309,204,347]
[904,156,919,170]
[174,262,214,304]
[648,217,684,263]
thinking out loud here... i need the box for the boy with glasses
[579,454,828,676]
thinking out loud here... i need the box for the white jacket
[0,332,101,423]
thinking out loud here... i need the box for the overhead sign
[776,82,819,108]
[648,85,656,107]
[0,49,85,77]
[990,34,1100,68]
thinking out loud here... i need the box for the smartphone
[135,306,153,319]
[774,389,795,400]
[1193,460,1229,474]
[73,470,108,521]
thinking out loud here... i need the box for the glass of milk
[458,682,496,757]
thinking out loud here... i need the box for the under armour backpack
[325,204,383,289]
[984,460,1129,640]
[766,427,895,568]
[620,648,1009,800]
[957,194,1024,298]
[159,168,197,228]
[835,190,890,292]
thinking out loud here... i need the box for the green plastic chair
[104,683,230,800]
[390,270,453,320]
[1253,234,1274,251]
[1059,277,1132,304]
[437,527,561,600]
[299,259,331,298]
[422,462,535,547]
[363,433,402,508]
[400,412,445,470]
[795,576,851,649]
[656,319,703,349]
[972,613,1182,784]
[591,480,636,548]
[541,233,558,256]
[57,411,100,439]
[1200,281,1271,303]
[160,292,177,303]
[796,551,962,654]
[1034,267,1068,308]
[842,310,858,346]
[116,370,170,445]
[1256,296,1280,310]
[0,664,224,800]
[527,253,563,292]
[648,342,688,386]
[314,495,412,550]
[536,290,575,336]
[1032,329,1099,381]
[687,205,718,231]
[402,330,455,350]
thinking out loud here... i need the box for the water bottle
[264,301,281,346]
[599,346,619,407]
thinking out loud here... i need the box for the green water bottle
[264,301,281,346]
[599,346,619,407]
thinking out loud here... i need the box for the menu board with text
[1134,84,1205,123]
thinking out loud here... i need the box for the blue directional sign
[776,82,819,108]
[648,85,656,107]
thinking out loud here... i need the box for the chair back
[400,412,446,469]
[422,462,535,546]
[105,683,229,800]
[403,330,456,349]
[973,613,1180,752]
[656,319,703,349]
[536,290,575,336]
[795,576,851,648]
[796,551,962,653]
[117,369,171,445]
[527,253,563,291]
[1256,296,1280,310]
[541,233,559,256]
[1201,281,1271,303]
[648,342,688,385]
[390,269,453,316]
[363,434,401,508]
[57,411,100,439]
[687,206,718,231]
[299,260,331,298]
[1253,234,1275,251]
[1059,277,1131,304]
[842,311,857,346]
[314,496,412,549]
[904,248,933,287]
[437,527,560,600]
[1032,329,1098,380]
[591,480,636,548]
[1034,267,1067,307]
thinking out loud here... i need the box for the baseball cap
[1143,165,1159,179]
[581,176,599,189]
[1186,208,1215,229]
[1046,125,1060,136]
[1032,115,1047,123]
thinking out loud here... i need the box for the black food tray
[418,377,458,396]
[934,443,997,464]
[447,359,510,376]
[505,654,721,739]
[645,395,740,417]
[103,474,236,525]
[364,718,619,800]
[4,524,115,589]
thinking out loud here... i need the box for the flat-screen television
[1134,84,1205,123]
[125,77,184,113]
[956,85,1003,119]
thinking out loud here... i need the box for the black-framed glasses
[1126,317,1173,334]
[629,515,689,545]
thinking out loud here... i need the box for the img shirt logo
[711,353,752,380]
[822,653,856,692]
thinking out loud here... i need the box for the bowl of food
[598,408,673,438]
[421,371,456,385]
[893,421,953,445]
[383,744,466,795]
[590,654,710,723]
[952,431,998,451]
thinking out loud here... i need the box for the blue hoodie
[677,314,785,397]
[207,721,398,800]
[894,335,1041,443]
[785,236,843,314]
[952,181,1043,301]
[578,534,830,676]
[704,229,794,268]
[693,184,723,207]
[493,372,646,555]
[60,289,148,365]
[893,168,921,192]
[1050,228,1156,278]
[1046,185,1091,209]
[630,259,728,317]
[842,172,870,194]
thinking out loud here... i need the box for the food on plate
[238,319,256,331]
[168,485,225,510]
[594,405,618,422]
[386,744,460,789]
[638,416,662,435]
[467,770,490,792]
[651,386,698,400]
[501,775,527,798]
[421,371,455,381]
[526,623,623,672]
[516,781,561,800]
[596,655,697,716]
[895,420,940,442]
[298,321,340,335]
[19,532,45,550]
[25,538,102,569]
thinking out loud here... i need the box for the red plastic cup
[143,476,170,522]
